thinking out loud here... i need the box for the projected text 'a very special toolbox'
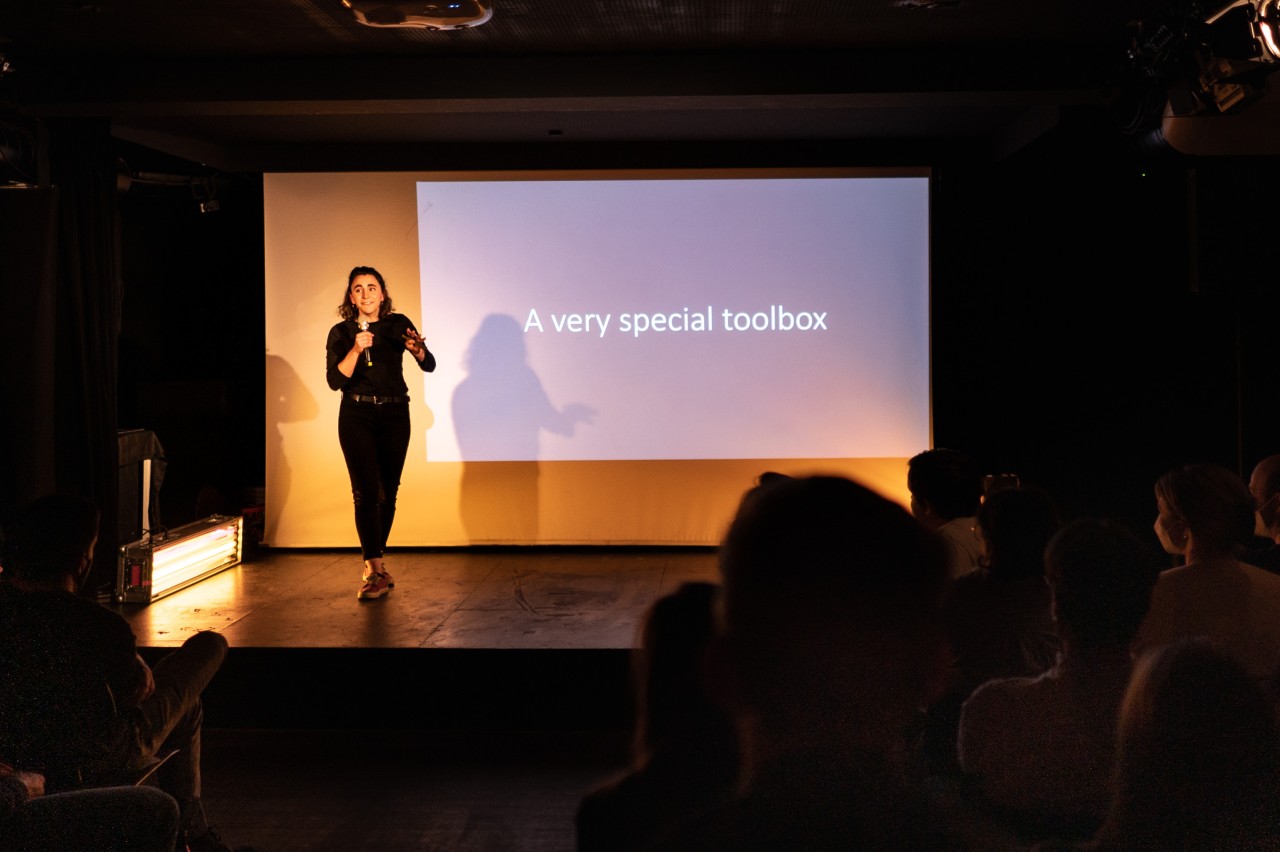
[416,173,930,463]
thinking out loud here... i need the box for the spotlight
[1257,0,1280,59]
[1123,0,1280,151]
[1137,0,1280,117]
[1207,0,1280,61]
[193,176,219,214]
[341,0,492,30]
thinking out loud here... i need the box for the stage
[115,545,718,649]
[114,545,719,731]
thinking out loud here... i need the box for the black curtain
[45,118,122,597]
[0,185,58,511]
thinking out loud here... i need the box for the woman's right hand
[355,330,374,353]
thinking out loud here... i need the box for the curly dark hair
[337,265,395,321]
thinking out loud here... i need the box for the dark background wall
[116,153,266,530]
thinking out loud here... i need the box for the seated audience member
[949,485,1062,683]
[957,519,1159,842]
[0,761,180,852]
[0,494,252,852]
[907,448,985,578]
[1084,638,1280,850]
[920,485,1063,777]
[576,581,738,852]
[653,474,1001,850]
[1135,462,1280,682]
[1244,452,1280,572]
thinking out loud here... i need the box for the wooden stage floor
[115,545,720,651]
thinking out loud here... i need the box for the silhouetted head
[1045,519,1158,652]
[1250,454,1280,506]
[463,313,527,371]
[1,494,101,591]
[1101,638,1280,848]
[975,485,1061,581]
[1249,454,1280,538]
[337,265,395,321]
[632,581,734,764]
[907,448,983,525]
[1153,462,1255,556]
[718,474,950,739]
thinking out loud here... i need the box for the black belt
[344,393,408,404]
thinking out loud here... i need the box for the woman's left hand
[403,328,427,361]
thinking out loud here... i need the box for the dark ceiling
[1,0,1278,173]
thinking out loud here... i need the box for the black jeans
[338,397,411,560]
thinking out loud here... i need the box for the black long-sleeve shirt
[325,314,436,396]
[0,583,144,789]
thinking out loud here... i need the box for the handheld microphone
[359,320,373,367]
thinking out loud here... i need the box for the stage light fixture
[116,515,244,604]
[1207,0,1280,60]
[1135,0,1280,119]
[341,0,492,30]
[1257,0,1280,58]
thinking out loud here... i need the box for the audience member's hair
[907,448,983,520]
[1046,519,1158,651]
[1095,638,1280,848]
[754,470,792,489]
[974,485,1060,581]
[1154,462,1256,554]
[719,474,950,727]
[631,580,732,763]
[0,493,100,586]
[576,579,738,852]
[1254,454,1280,505]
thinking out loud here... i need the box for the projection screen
[263,168,932,547]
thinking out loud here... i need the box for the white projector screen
[263,168,932,548]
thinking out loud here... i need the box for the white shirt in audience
[1135,558,1280,682]
[958,653,1132,828]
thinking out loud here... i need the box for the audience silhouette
[0,494,253,852]
[0,765,180,852]
[1135,461,1280,683]
[908,448,985,578]
[1081,638,1280,850]
[576,580,738,852]
[958,518,1159,843]
[14,463,1280,850]
[1244,452,1280,572]
[917,485,1062,779]
[650,473,997,850]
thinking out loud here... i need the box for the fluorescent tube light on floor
[116,514,244,604]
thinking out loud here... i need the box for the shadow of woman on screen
[453,313,596,542]
[264,350,318,544]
